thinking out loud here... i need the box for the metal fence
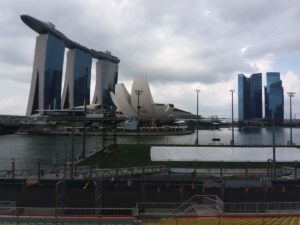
[0,206,137,224]
[136,195,223,217]
[2,198,300,223]
[136,195,300,217]
[224,202,300,214]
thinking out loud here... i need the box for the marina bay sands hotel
[21,15,120,116]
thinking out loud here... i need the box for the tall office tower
[61,49,92,109]
[92,58,118,108]
[265,72,284,124]
[238,73,262,121]
[26,34,65,116]
[249,73,262,119]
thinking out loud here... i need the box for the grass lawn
[78,144,156,168]
[78,144,300,169]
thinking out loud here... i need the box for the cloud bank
[0,0,299,117]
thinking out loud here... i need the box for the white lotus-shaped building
[110,76,174,120]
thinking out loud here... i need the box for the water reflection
[0,127,299,169]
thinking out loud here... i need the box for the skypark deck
[21,15,120,63]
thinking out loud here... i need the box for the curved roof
[111,76,174,120]
[20,15,120,63]
[131,76,155,117]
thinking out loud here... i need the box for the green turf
[78,144,155,168]
[78,144,300,169]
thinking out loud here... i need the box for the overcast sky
[0,0,299,118]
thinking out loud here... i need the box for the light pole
[272,111,276,179]
[135,90,143,144]
[81,67,88,159]
[230,90,235,145]
[287,92,296,145]
[71,106,75,179]
[196,89,200,145]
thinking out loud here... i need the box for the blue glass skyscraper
[250,73,262,119]
[265,72,284,124]
[238,73,262,121]
[62,49,92,109]
[21,15,120,114]
[26,34,65,116]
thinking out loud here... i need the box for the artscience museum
[110,76,174,120]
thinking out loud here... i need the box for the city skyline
[238,72,284,124]
[0,1,299,118]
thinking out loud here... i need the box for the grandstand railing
[0,201,16,215]
[0,164,168,180]
[224,202,300,214]
[0,201,16,207]
[0,205,139,224]
[137,196,300,217]
[173,195,223,215]
[136,195,223,217]
[0,206,134,216]
[0,206,138,224]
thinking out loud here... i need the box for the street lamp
[71,106,75,179]
[81,67,89,159]
[229,90,235,145]
[287,92,296,145]
[196,89,200,145]
[135,90,143,144]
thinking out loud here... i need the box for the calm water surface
[0,127,299,169]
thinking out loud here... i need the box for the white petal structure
[111,83,136,117]
[110,76,174,120]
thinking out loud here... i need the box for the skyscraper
[21,15,120,115]
[238,73,262,121]
[265,72,284,124]
[92,58,118,108]
[61,49,92,109]
[26,34,65,116]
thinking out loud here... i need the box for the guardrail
[0,164,168,180]
[136,195,223,217]
[137,196,300,217]
[224,202,300,214]
[0,206,133,216]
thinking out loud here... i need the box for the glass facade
[92,60,118,108]
[238,74,246,121]
[27,34,65,115]
[265,72,284,124]
[102,62,118,108]
[249,73,262,119]
[238,73,262,121]
[43,35,65,110]
[73,49,92,107]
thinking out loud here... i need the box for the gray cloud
[0,0,299,115]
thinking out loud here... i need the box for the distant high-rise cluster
[238,72,284,124]
[21,15,120,116]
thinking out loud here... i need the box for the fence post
[63,163,66,179]
[245,161,248,177]
[11,158,15,179]
[37,161,41,183]
[89,165,93,179]
[295,161,297,181]
[193,160,197,177]
[55,179,65,208]
[94,179,103,209]
[220,161,223,178]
